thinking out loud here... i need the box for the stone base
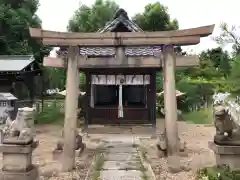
[52,149,84,161]
[0,165,38,180]
[214,133,240,146]
[52,150,63,160]
[85,125,156,135]
[157,134,187,157]
[209,141,240,170]
[0,141,38,172]
[2,135,34,145]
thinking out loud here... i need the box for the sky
[36,0,240,55]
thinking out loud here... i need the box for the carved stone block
[0,165,38,180]
[157,134,186,155]
[52,149,63,161]
[0,141,38,172]
[3,136,33,145]
[52,145,86,161]
[3,152,32,172]
[209,141,240,170]
[0,141,38,180]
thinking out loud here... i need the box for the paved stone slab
[105,153,139,161]
[103,143,136,149]
[107,146,138,153]
[100,170,142,180]
[98,135,144,180]
[103,136,135,143]
[103,161,140,170]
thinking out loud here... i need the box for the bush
[197,165,240,180]
[35,100,64,125]
[182,108,213,124]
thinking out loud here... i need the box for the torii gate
[29,24,214,171]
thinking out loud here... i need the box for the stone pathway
[99,135,146,180]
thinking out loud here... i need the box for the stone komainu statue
[2,107,35,145]
[214,105,234,140]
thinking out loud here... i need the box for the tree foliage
[133,2,178,31]
[68,0,119,32]
[228,55,240,94]
[68,0,178,33]
[0,0,51,62]
[176,47,233,111]
[214,23,240,55]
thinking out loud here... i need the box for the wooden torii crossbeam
[29,24,214,172]
[29,25,214,46]
[43,54,199,68]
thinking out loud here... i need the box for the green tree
[133,2,179,31]
[188,47,231,80]
[199,47,232,77]
[213,23,240,94]
[228,56,240,94]
[68,0,179,33]
[176,47,232,111]
[0,0,51,62]
[68,0,119,32]
[214,22,240,56]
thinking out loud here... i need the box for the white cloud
[37,0,240,54]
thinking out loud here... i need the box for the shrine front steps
[82,124,156,135]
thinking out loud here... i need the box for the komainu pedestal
[0,107,38,180]
[209,141,240,170]
[0,141,39,180]
[210,104,240,170]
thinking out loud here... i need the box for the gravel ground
[141,120,216,180]
[0,121,216,180]
[0,125,101,180]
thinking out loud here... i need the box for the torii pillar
[162,45,180,170]
[62,47,79,171]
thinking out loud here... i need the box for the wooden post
[162,45,180,170]
[62,46,79,172]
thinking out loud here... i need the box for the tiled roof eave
[58,46,163,57]
[79,46,162,56]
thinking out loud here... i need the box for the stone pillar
[162,45,180,169]
[62,46,79,172]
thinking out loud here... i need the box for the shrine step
[83,124,156,135]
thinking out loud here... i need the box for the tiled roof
[79,47,162,57]
[0,55,34,71]
[98,14,143,33]
[79,9,160,57]
[56,9,163,57]
[0,93,18,100]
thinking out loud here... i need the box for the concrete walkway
[99,136,144,180]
